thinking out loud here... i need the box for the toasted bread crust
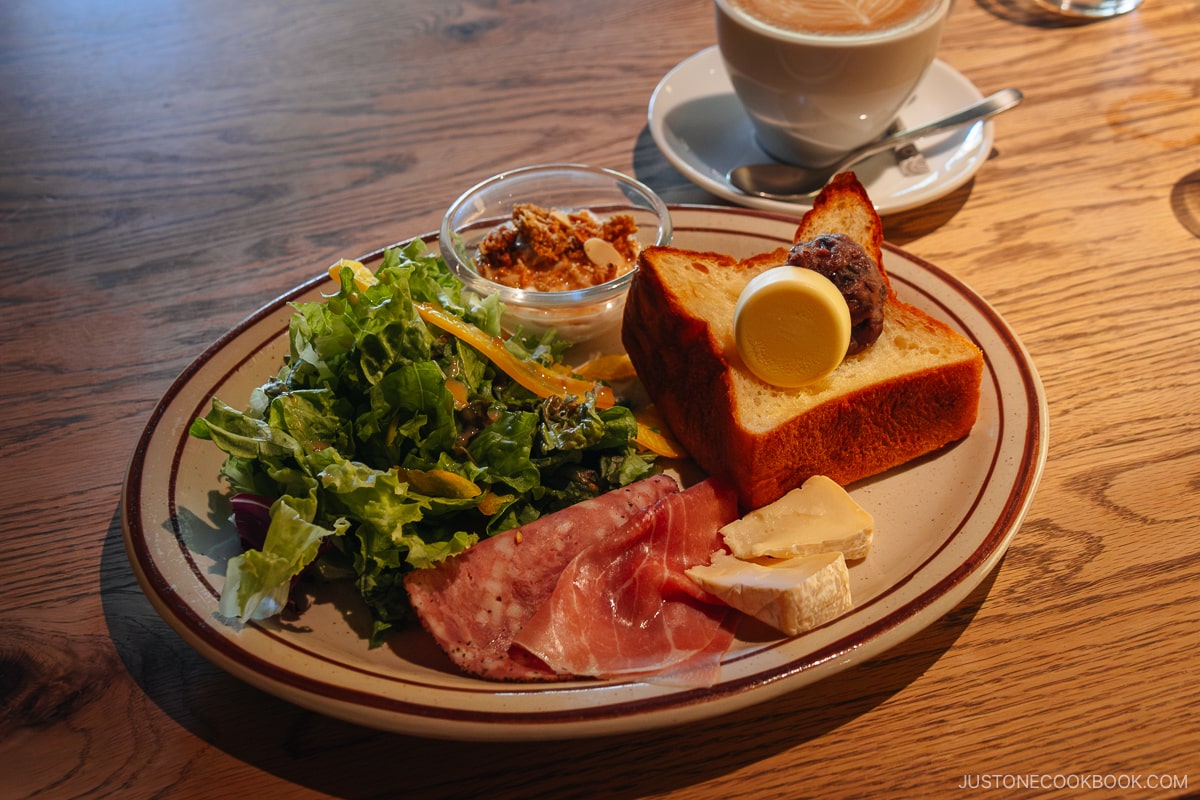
[621,251,740,479]
[796,173,888,286]
[730,349,982,507]
[621,173,983,510]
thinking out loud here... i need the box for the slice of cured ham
[404,474,680,681]
[511,478,740,685]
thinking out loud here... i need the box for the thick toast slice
[621,173,983,510]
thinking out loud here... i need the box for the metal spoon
[727,88,1024,201]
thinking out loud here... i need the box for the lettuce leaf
[192,239,655,642]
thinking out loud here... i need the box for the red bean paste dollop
[786,233,886,356]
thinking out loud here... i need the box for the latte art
[728,0,943,35]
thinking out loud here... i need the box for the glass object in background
[1034,0,1142,17]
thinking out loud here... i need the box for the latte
[714,0,951,165]
[727,0,943,36]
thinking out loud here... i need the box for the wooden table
[3,0,1197,797]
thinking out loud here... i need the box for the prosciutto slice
[404,474,680,681]
[512,478,740,684]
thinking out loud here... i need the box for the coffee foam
[727,0,943,37]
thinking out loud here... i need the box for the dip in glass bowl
[440,164,672,344]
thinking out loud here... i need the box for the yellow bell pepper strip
[397,468,482,499]
[414,302,616,409]
[573,353,637,381]
[326,259,680,457]
[324,262,616,409]
[476,489,515,517]
[328,258,377,292]
[443,377,469,408]
[634,423,687,459]
[631,404,689,459]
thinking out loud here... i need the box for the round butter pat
[733,267,851,388]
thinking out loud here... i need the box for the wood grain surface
[2,0,1198,798]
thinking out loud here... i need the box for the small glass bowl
[439,163,672,343]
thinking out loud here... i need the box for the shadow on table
[628,124,975,243]
[973,0,1100,27]
[102,502,1002,800]
[1170,169,1200,239]
[629,124,727,209]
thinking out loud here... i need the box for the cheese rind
[719,475,874,560]
[686,550,852,636]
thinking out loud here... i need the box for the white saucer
[648,47,995,215]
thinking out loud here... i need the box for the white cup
[715,0,953,167]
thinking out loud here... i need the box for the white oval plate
[648,47,995,215]
[122,206,1047,742]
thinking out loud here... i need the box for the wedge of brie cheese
[686,551,852,636]
[719,475,874,561]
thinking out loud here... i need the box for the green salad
[190,240,656,644]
